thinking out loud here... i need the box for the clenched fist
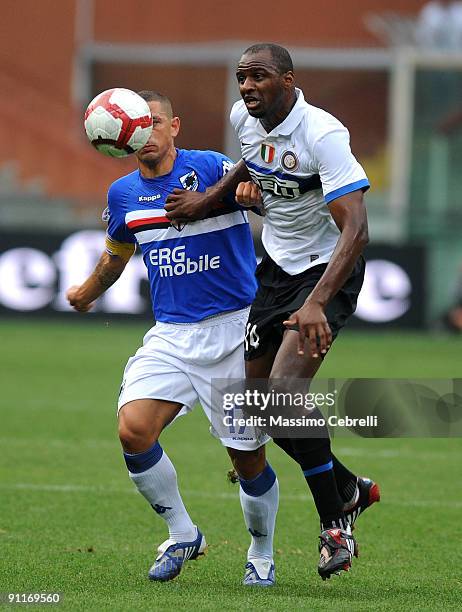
[66,286,94,313]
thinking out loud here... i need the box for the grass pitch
[1,320,461,611]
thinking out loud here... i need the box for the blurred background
[1,0,462,331]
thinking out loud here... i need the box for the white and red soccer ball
[84,88,153,158]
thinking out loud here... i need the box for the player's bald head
[242,43,294,75]
[137,91,173,118]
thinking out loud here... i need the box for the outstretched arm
[66,252,128,312]
[165,159,252,221]
[283,190,369,357]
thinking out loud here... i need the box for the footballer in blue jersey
[106,148,257,323]
[67,91,278,587]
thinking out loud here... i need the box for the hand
[165,189,213,221]
[66,286,94,313]
[283,300,332,358]
[235,181,264,213]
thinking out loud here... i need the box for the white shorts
[117,307,269,451]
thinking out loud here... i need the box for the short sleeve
[215,152,235,182]
[106,181,136,244]
[201,151,239,209]
[313,126,370,204]
[230,100,247,136]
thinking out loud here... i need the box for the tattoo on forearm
[95,260,122,289]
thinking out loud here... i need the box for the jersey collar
[269,88,307,137]
[246,88,307,138]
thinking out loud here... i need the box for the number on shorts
[245,323,260,352]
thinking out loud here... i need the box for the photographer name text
[223,415,379,428]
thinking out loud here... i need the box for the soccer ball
[84,88,153,158]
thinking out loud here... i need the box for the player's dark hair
[137,90,173,117]
[242,43,294,74]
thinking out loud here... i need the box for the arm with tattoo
[66,252,128,312]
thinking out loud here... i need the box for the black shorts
[244,252,365,360]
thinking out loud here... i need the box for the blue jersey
[106,149,257,323]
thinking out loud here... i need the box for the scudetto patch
[260,143,276,164]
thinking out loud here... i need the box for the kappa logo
[179,170,199,191]
[248,528,267,538]
[222,160,234,174]
[151,503,172,515]
[139,194,162,202]
[101,206,110,222]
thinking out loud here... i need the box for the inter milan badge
[281,150,299,171]
[260,143,275,164]
[179,170,199,191]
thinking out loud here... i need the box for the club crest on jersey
[281,150,299,171]
[179,170,199,191]
[260,143,275,164]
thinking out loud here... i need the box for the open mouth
[244,97,261,110]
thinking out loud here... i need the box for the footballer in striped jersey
[165,45,380,580]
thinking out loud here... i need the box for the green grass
[1,320,461,611]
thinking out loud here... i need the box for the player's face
[236,50,294,125]
[136,101,179,166]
